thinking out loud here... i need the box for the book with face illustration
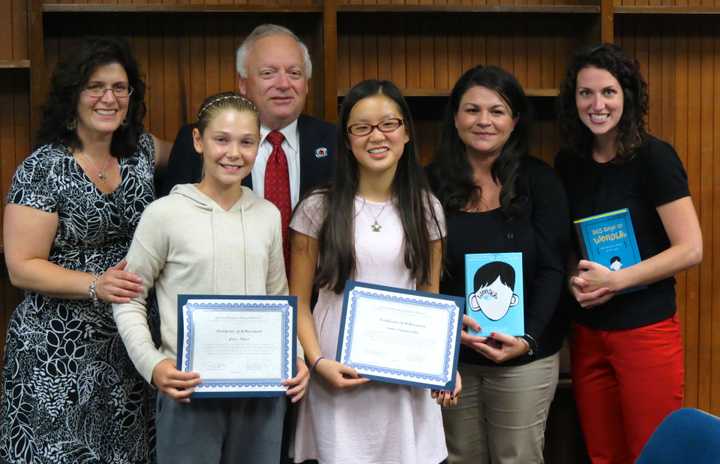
[464,252,524,336]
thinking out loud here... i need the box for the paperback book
[574,208,641,272]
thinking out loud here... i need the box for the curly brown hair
[557,43,648,161]
[35,36,147,158]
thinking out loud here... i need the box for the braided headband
[196,93,258,121]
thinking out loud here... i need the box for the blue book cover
[464,252,524,336]
[574,208,641,272]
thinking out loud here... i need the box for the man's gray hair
[236,24,313,79]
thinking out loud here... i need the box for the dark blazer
[157,114,336,198]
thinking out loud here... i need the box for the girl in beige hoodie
[113,92,307,463]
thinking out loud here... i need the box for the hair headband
[197,94,258,121]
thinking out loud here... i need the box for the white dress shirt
[251,120,301,208]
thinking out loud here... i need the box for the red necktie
[264,130,291,275]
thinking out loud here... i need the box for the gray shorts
[156,394,287,464]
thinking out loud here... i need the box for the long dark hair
[313,79,442,294]
[428,65,530,218]
[35,36,147,158]
[557,43,648,161]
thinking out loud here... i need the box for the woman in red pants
[555,43,703,464]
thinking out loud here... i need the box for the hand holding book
[570,260,617,308]
[470,331,531,363]
[459,315,486,349]
[572,209,644,307]
[459,315,531,363]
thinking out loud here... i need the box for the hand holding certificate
[336,281,464,391]
[177,295,297,398]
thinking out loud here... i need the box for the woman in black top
[428,65,570,464]
[556,44,703,463]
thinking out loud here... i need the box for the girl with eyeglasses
[556,43,702,464]
[427,65,571,463]
[291,79,460,464]
[1,36,171,463]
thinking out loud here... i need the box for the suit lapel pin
[314,147,328,158]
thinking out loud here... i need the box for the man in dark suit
[159,23,335,208]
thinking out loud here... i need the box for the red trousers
[571,315,684,464]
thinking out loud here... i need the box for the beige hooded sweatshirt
[113,183,294,384]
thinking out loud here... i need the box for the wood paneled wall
[0,0,28,61]
[617,15,720,415]
[0,0,29,356]
[0,69,30,360]
[0,73,30,245]
[44,13,323,143]
[337,14,593,161]
[337,13,590,162]
[337,14,585,92]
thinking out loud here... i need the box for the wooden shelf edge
[42,3,322,13]
[615,5,720,14]
[338,4,600,14]
[339,88,559,98]
[0,59,31,69]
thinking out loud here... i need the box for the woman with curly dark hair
[555,43,702,463]
[1,36,169,462]
[427,65,570,463]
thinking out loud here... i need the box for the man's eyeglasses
[83,83,134,99]
[347,118,404,137]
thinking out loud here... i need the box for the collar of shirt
[259,119,299,154]
[252,119,301,208]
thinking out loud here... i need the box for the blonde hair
[196,92,259,134]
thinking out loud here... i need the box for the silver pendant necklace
[367,201,388,232]
[81,151,113,181]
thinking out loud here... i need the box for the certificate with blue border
[337,281,463,391]
[177,294,297,398]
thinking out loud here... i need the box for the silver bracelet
[521,334,538,357]
[88,274,100,307]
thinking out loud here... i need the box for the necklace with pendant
[81,152,114,181]
[367,200,389,232]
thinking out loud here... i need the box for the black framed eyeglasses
[83,84,134,99]
[347,118,404,137]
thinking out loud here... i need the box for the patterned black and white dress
[1,134,156,463]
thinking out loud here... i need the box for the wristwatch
[521,334,538,357]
